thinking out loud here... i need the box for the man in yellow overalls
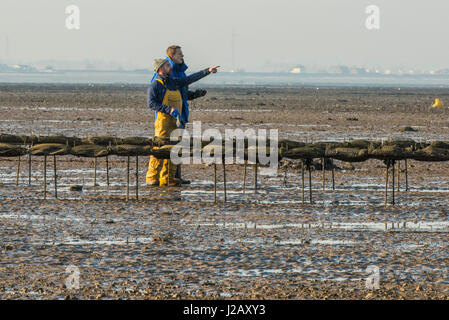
[146,58,219,186]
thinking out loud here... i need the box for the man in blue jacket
[145,58,219,187]
[164,45,208,184]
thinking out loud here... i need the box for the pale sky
[0,0,448,71]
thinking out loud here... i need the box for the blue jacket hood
[166,56,188,74]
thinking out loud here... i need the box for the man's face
[160,61,173,77]
[171,48,184,65]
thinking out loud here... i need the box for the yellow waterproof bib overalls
[146,78,182,185]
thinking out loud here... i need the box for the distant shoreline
[0,82,448,89]
[0,71,448,88]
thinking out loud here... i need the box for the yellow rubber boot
[146,152,163,184]
[159,159,177,186]
[431,98,443,108]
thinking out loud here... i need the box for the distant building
[0,64,46,73]
[349,67,367,74]
[290,65,305,74]
[35,65,55,73]
[10,64,37,72]
[330,65,350,74]
[435,69,449,75]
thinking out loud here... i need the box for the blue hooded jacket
[150,56,191,128]
[148,66,209,130]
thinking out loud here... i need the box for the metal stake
[214,163,217,203]
[254,162,258,193]
[283,165,287,186]
[43,155,47,200]
[243,160,247,193]
[53,155,57,199]
[94,157,97,187]
[322,157,325,191]
[126,156,130,202]
[385,160,389,205]
[392,160,395,205]
[223,162,227,203]
[135,156,139,200]
[331,159,335,190]
[16,156,20,186]
[405,159,408,191]
[28,153,31,185]
[308,161,313,204]
[106,155,110,186]
[301,160,305,204]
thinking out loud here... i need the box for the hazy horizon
[1,0,449,72]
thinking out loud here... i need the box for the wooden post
[331,159,335,191]
[53,155,57,199]
[322,157,325,191]
[16,156,20,186]
[106,155,110,186]
[405,159,408,192]
[397,161,400,192]
[126,156,130,202]
[135,156,139,200]
[301,160,305,205]
[223,162,227,203]
[43,155,47,200]
[214,163,217,203]
[243,160,247,193]
[392,160,395,205]
[28,153,32,185]
[254,162,258,194]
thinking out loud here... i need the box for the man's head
[166,45,184,65]
[153,58,172,77]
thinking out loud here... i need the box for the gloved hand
[176,116,186,129]
[170,108,180,119]
[193,89,207,99]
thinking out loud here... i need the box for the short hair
[166,45,181,58]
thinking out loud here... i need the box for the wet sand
[0,84,448,299]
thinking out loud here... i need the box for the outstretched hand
[208,66,220,73]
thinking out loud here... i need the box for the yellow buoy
[431,98,443,108]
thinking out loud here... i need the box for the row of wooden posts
[9,154,409,205]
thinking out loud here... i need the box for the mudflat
[0,84,448,299]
